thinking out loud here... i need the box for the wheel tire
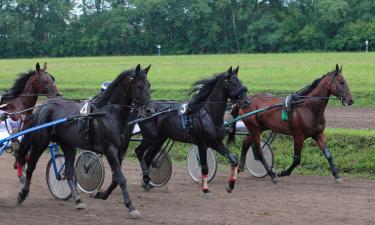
[46,154,72,200]
[75,150,105,193]
[149,150,172,187]
[187,145,217,183]
[245,141,274,178]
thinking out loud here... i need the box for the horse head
[328,64,354,106]
[223,66,250,109]
[33,62,61,98]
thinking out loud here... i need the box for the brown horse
[0,62,60,174]
[0,62,60,122]
[230,65,353,183]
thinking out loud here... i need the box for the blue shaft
[0,117,68,146]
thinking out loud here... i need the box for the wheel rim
[246,141,273,178]
[149,150,172,187]
[47,156,71,199]
[75,151,104,193]
[187,145,217,183]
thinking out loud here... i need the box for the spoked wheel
[46,154,72,200]
[246,141,274,178]
[75,150,105,193]
[149,150,172,187]
[187,145,217,183]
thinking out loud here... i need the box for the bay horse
[133,66,250,195]
[17,65,151,218]
[0,62,59,173]
[0,62,60,121]
[229,65,353,183]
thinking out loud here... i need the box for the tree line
[0,0,374,57]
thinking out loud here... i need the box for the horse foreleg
[213,142,239,193]
[278,135,304,177]
[313,133,342,182]
[106,145,141,218]
[197,145,211,197]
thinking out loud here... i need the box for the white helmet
[101,81,111,92]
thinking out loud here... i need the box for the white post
[365,40,368,53]
[156,45,161,56]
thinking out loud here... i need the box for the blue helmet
[101,81,111,92]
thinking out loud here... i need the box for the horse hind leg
[197,145,212,197]
[253,134,278,183]
[17,141,48,205]
[278,135,304,177]
[238,135,253,173]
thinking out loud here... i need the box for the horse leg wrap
[230,165,238,182]
[322,148,339,178]
[201,175,209,192]
[17,163,22,177]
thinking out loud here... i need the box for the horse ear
[335,64,339,74]
[135,64,141,74]
[233,65,239,75]
[143,64,151,75]
[339,65,343,73]
[227,66,233,74]
[43,62,47,71]
[36,63,41,73]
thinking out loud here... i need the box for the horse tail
[227,104,240,146]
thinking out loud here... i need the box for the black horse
[136,66,250,195]
[17,64,151,218]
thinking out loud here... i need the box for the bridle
[224,74,248,103]
[328,72,349,103]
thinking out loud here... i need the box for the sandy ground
[1,154,375,225]
[325,106,375,129]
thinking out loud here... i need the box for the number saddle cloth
[178,102,225,147]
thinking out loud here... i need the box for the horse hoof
[271,177,279,184]
[128,209,142,219]
[17,194,23,205]
[75,202,87,209]
[226,185,233,193]
[335,178,343,183]
[141,181,152,192]
[90,190,99,198]
[202,191,213,198]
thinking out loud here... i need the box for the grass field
[0,52,374,107]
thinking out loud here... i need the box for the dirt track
[325,106,375,129]
[1,155,375,225]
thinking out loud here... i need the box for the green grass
[0,52,374,107]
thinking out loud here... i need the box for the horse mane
[189,72,228,104]
[93,68,134,107]
[2,70,35,101]
[295,71,334,96]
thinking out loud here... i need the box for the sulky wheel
[149,150,172,187]
[46,154,72,200]
[245,141,274,178]
[75,150,105,193]
[187,145,217,183]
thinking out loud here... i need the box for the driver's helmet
[101,81,111,92]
